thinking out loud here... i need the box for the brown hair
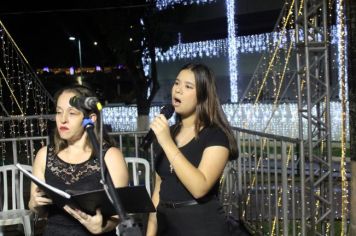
[52,84,114,155]
[174,63,238,159]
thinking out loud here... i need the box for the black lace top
[43,145,116,236]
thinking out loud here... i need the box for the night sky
[0,1,154,68]
[0,1,280,69]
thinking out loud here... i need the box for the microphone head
[160,104,175,119]
[69,96,100,111]
[140,104,175,151]
[69,96,83,107]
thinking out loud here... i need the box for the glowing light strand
[103,102,349,141]
[155,39,227,62]
[336,0,349,234]
[226,0,238,102]
[154,27,338,62]
[262,43,294,134]
[254,0,295,105]
[337,0,348,100]
[0,20,52,165]
[154,0,216,10]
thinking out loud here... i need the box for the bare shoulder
[36,146,47,157]
[33,145,48,176]
[105,146,124,158]
[105,147,129,186]
[104,147,125,164]
[35,146,48,163]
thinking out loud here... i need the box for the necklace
[68,163,76,172]
[170,163,174,173]
[171,127,194,173]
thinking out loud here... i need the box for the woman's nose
[174,85,182,94]
[59,113,68,123]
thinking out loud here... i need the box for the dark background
[0,0,282,68]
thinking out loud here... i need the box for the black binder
[69,186,155,215]
[16,163,155,216]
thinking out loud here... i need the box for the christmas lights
[336,0,348,100]
[154,27,338,62]
[103,102,349,141]
[155,0,216,10]
[336,0,349,234]
[226,0,238,102]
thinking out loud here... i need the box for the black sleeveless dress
[42,146,116,236]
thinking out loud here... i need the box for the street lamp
[69,36,82,76]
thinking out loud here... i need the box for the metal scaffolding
[294,0,334,235]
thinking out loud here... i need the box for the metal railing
[222,127,301,235]
[0,126,349,235]
[221,127,349,235]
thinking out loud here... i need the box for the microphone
[69,96,103,111]
[140,104,175,150]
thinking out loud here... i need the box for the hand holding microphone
[141,104,175,150]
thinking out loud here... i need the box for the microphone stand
[82,114,142,236]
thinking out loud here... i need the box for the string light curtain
[0,21,53,165]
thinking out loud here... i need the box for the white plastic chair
[0,164,34,236]
[125,157,151,196]
[116,157,151,236]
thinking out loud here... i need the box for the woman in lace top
[29,85,129,235]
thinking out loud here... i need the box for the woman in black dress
[146,63,238,236]
[29,85,129,235]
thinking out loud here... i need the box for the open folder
[16,163,155,216]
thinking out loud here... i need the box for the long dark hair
[52,84,114,155]
[174,63,238,159]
